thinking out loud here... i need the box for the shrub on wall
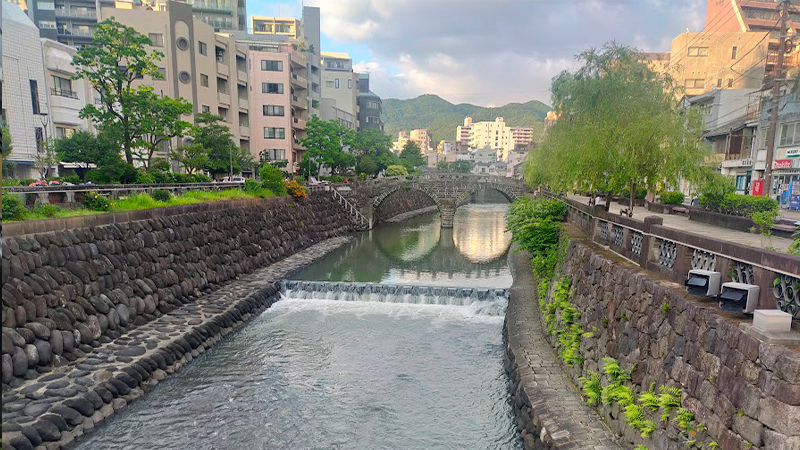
[507,197,568,280]
[659,191,685,205]
[260,164,286,195]
[285,180,306,200]
[150,189,172,202]
[2,194,27,220]
[385,165,408,177]
[35,204,61,218]
[702,193,778,217]
[83,192,112,211]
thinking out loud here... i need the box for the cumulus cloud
[306,0,707,105]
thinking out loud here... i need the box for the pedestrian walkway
[506,249,623,450]
[569,195,795,252]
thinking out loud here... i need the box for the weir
[281,280,510,308]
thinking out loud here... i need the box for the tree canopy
[399,141,426,170]
[300,116,355,175]
[526,43,708,211]
[191,113,253,177]
[132,88,193,167]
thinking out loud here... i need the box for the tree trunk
[629,184,635,216]
[605,191,611,212]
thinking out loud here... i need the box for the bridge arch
[454,184,519,209]
[372,184,445,220]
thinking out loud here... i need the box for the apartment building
[668,31,770,95]
[2,2,53,178]
[510,127,534,148]
[456,117,472,144]
[243,39,310,171]
[250,7,322,117]
[30,0,245,50]
[356,73,383,131]
[320,52,357,122]
[470,117,515,161]
[392,131,409,153]
[103,1,251,164]
[705,0,800,36]
[42,38,93,139]
[409,129,433,153]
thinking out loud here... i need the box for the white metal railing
[331,188,371,229]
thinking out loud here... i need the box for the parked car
[220,176,246,184]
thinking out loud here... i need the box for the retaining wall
[545,228,800,449]
[1,194,354,388]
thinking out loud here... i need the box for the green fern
[639,384,660,411]
[634,446,648,450]
[579,372,602,406]
[658,385,682,412]
[602,357,622,381]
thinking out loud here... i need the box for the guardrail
[332,187,371,229]
[545,192,800,318]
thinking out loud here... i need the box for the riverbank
[1,236,353,450]
[504,245,623,450]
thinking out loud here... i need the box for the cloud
[306,0,707,106]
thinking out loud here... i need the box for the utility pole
[763,0,790,197]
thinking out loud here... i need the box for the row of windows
[324,79,352,89]
[684,78,735,89]
[262,83,284,94]
[263,105,284,116]
[687,46,709,57]
[261,60,283,71]
[780,121,800,147]
[264,127,285,139]
[261,149,286,161]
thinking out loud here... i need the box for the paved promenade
[568,195,795,252]
[505,248,623,450]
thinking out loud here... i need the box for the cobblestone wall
[551,235,800,450]
[1,194,354,388]
[374,189,437,222]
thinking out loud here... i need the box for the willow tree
[527,43,708,213]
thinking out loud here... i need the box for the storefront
[773,158,800,209]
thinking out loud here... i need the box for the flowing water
[75,196,520,450]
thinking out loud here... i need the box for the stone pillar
[640,215,663,269]
[35,192,49,206]
[440,206,455,228]
[65,191,76,204]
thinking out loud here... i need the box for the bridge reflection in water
[293,195,512,289]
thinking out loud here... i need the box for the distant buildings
[456,117,472,145]
[705,0,800,37]
[454,117,534,162]
[356,73,383,131]
[320,52,357,129]
[409,129,433,153]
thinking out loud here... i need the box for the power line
[668,4,742,70]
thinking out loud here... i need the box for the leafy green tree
[351,129,397,173]
[385,165,408,177]
[299,116,355,175]
[34,138,59,179]
[438,160,472,173]
[2,121,14,177]
[259,163,286,195]
[73,18,164,165]
[191,113,239,177]
[133,88,193,167]
[527,43,708,213]
[399,141,425,170]
[355,155,378,176]
[56,130,121,181]
[170,142,208,175]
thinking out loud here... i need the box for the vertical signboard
[751,179,764,196]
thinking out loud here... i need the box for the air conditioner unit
[684,269,721,296]
[718,282,760,314]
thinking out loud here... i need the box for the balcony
[51,88,78,99]
[239,125,250,138]
[291,95,307,110]
[54,8,96,19]
[217,91,230,105]
[291,73,308,89]
[237,69,247,82]
[292,117,306,130]
[57,28,94,37]
[216,60,229,74]
[238,96,248,110]
[292,139,306,150]
[290,52,307,67]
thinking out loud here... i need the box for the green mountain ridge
[382,94,551,144]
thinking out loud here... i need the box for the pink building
[248,43,309,172]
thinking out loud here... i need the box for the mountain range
[381,94,551,144]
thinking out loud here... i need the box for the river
[74,197,520,450]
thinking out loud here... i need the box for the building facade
[103,1,251,166]
[41,38,93,140]
[2,2,52,178]
[409,129,433,153]
[320,52,357,122]
[356,73,383,131]
[705,0,800,36]
[456,116,472,144]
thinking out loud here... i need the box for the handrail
[331,188,371,229]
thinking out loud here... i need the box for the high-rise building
[668,31,770,95]
[250,7,322,117]
[465,117,534,161]
[30,0,245,49]
[456,117,472,144]
[2,2,53,178]
[409,129,433,153]
[705,0,800,36]
[103,1,252,167]
[510,127,534,149]
[320,52,357,125]
[356,73,383,131]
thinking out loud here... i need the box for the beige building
[456,116,472,144]
[510,127,534,148]
[103,1,251,167]
[320,52,357,122]
[668,31,770,96]
[409,129,433,153]
[392,131,409,154]
[42,38,94,140]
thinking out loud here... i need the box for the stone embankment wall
[374,189,437,223]
[1,194,353,388]
[543,230,800,450]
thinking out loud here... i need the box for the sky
[246,0,708,107]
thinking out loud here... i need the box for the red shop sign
[752,180,764,196]
[774,159,793,169]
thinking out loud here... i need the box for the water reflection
[293,199,512,288]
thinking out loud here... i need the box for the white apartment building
[409,129,432,153]
[456,116,472,144]
[2,2,53,178]
[461,117,534,162]
[42,39,93,140]
[320,52,357,122]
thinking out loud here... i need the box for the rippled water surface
[76,195,520,450]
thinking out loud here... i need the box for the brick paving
[505,248,623,450]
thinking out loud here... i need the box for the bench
[772,223,798,239]
[672,206,689,215]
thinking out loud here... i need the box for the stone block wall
[1,194,354,388]
[550,234,800,450]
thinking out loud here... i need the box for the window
[728,78,733,88]
[348,79,352,89]
[325,80,335,88]
[52,76,74,97]
[264,127,286,139]
[176,37,189,51]
[262,83,284,94]
[179,71,191,83]
[38,20,56,29]
[334,78,340,89]
[202,105,210,113]
[367,101,380,109]
[35,128,44,152]
[779,121,800,146]
[157,67,167,78]
[262,149,286,161]
[200,74,209,87]
[366,116,380,123]
[263,105,285,116]
[684,79,704,89]
[199,41,207,55]
[261,60,283,71]
[148,33,164,47]
[30,80,41,115]
[717,79,722,88]
[731,46,738,59]
[687,46,709,57]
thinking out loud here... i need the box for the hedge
[659,191,685,205]
[700,193,778,217]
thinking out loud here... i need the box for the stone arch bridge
[342,173,531,228]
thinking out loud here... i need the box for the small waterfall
[281,280,509,312]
